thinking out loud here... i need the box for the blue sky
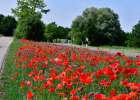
[0,0,140,32]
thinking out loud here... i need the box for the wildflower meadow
[5,39,140,100]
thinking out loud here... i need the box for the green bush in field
[75,37,83,45]
[14,16,45,41]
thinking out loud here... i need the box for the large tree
[0,14,17,36]
[70,7,125,46]
[127,20,140,47]
[12,0,50,41]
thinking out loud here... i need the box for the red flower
[33,76,39,81]
[27,80,32,87]
[94,94,106,99]
[135,61,140,66]
[110,88,116,96]
[48,88,55,92]
[69,96,80,100]
[21,82,24,88]
[27,91,33,99]
[57,84,62,90]
[121,80,128,87]
[116,52,121,56]
[107,96,119,100]
[110,63,118,69]
[109,74,119,81]
[70,89,76,95]
[118,94,129,100]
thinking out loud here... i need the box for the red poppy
[21,82,24,88]
[109,74,119,81]
[118,94,129,100]
[121,80,128,87]
[107,96,119,100]
[69,96,80,100]
[70,89,76,95]
[110,63,118,69]
[33,76,39,81]
[48,88,55,92]
[27,91,33,99]
[110,88,116,96]
[94,94,106,100]
[57,84,62,90]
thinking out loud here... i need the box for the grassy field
[59,39,140,53]
[0,34,4,37]
[0,39,139,100]
[66,43,140,53]
[0,39,23,99]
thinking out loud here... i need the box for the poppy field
[2,39,140,100]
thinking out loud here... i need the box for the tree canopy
[11,0,50,19]
[12,0,50,41]
[70,7,125,46]
[0,14,17,36]
[44,22,71,42]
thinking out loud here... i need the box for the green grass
[68,43,140,53]
[98,45,140,53]
[0,34,4,37]
[0,39,23,100]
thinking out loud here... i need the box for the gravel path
[57,43,140,58]
[0,37,13,77]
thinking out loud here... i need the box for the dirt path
[0,37,13,77]
[57,43,140,57]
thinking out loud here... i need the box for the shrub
[75,37,83,45]
[14,16,45,41]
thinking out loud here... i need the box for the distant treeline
[0,14,17,36]
[1,0,139,48]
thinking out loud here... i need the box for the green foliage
[127,20,140,48]
[70,7,126,46]
[0,14,17,36]
[44,22,58,42]
[11,0,50,19]
[44,22,71,42]
[74,37,83,45]
[12,0,49,41]
[14,16,45,41]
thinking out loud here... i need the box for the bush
[14,16,45,41]
[75,37,83,45]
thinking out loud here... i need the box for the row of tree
[0,14,17,36]
[2,0,139,48]
[44,22,70,42]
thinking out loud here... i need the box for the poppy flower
[69,96,80,100]
[118,94,129,100]
[110,63,118,69]
[57,84,62,90]
[70,89,76,95]
[48,88,55,92]
[94,94,106,99]
[121,80,128,87]
[27,91,33,99]
[21,82,24,88]
[110,88,116,96]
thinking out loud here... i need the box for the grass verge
[68,43,140,53]
[0,34,4,37]
[0,39,23,100]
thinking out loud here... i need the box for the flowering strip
[12,39,140,100]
